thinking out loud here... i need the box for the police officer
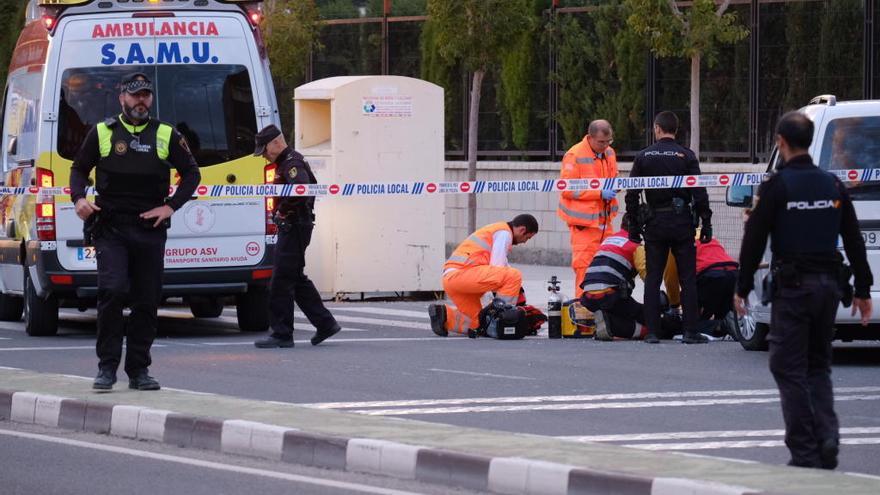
[735,112,873,469]
[253,125,341,349]
[70,72,201,391]
[625,111,712,344]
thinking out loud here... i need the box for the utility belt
[83,211,169,245]
[637,197,690,228]
[273,209,315,232]
[761,258,853,307]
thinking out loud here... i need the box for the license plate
[77,246,96,260]
[862,231,880,249]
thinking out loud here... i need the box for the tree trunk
[689,52,700,157]
[467,69,484,234]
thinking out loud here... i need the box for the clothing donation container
[293,76,445,296]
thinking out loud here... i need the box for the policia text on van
[0,0,279,337]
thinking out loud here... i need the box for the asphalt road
[0,422,481,495]
[2,302,879,477]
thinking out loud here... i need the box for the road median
[1,367,876,495]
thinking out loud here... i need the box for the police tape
[3,168,877,198]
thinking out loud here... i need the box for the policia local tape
[4,169,877,198]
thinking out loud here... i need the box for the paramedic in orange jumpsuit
[428,214,539,336]
[558,120,619,298]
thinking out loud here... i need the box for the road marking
[624,437,880,451]
[0,428,424,495]
[200,337,468,346]
[558,427,880,443]
[0,344,167,352]
[300,387,880,409]
[296,312,430,330]
[427,368,535,381]
[331,307,428,319]
[0,337,11,340]
[339,394,880,416]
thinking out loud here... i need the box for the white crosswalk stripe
[301,387,880,416]
[557,427,880,452]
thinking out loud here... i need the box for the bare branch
[716,0,732,17]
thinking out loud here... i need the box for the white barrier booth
[293,76,444,296]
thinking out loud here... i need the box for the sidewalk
[3,367,877,495]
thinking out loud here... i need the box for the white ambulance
[727,95,880,350]
[0,0,280,336]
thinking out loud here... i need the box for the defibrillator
[561,299,596,338]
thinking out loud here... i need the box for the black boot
[820,438,839,470]
[682,331,709,344]
[643,333,660,344]
[92,368,117,391]
[254,335,295,348]
[311,324,341,346]
[128,370,161,391]
[428,304,448,336]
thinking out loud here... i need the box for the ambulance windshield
[818,116,880,200]
[57,65,257,167]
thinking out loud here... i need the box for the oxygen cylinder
[547,276,562,339]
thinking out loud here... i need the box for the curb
[1,389,783,495]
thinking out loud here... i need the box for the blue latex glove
[601,189,616,201]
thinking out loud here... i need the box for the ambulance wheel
[731,311,769,351]
[236,288,269,332]
[188,296,224,318]
[24,273,59,337]
[0,292,24,321]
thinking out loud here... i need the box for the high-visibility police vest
[444,222,511,271]
[581,230,639,291]
[771,163,842,258]
[95,115,173,211]
[557,136,619,227]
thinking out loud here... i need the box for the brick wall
[445,161,766,265]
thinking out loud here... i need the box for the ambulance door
[152,13,265,271]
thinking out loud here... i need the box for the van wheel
[24,273,59,337]
[0,293,24,321]
[188,296,224,318]
[731,310,769,351]
[236,288,269,332]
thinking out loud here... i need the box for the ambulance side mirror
[726,185,753,208]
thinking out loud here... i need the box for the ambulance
[727,95,880,350]
[0,0,280,336]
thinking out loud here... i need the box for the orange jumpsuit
[441,222,522,335]
[558,136,619,297]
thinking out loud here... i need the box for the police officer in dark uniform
[70,72,201,391]
[735,112,873,469]
[252,125,341,349]
[625,111,712,344]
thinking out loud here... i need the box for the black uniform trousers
[269,223,337,339]
[697,269,738,320]
[95,223,166,376]
[582,289,644,339]
[644,211,699,335]
[769,272,840,467]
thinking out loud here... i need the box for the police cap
[253,124,282,156]
[120,72,153,94]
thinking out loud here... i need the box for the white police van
[0,0,280,336]
[727,95,880,350]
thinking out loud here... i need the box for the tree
[626,0,747,156]
[552,2,647,151]
[425,0,532,232]
[261,0,322,138]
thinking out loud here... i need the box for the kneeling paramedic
[71,73,201,391]
[579,215,680,340]
[735,111,872,469]
[429,215,539,337]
